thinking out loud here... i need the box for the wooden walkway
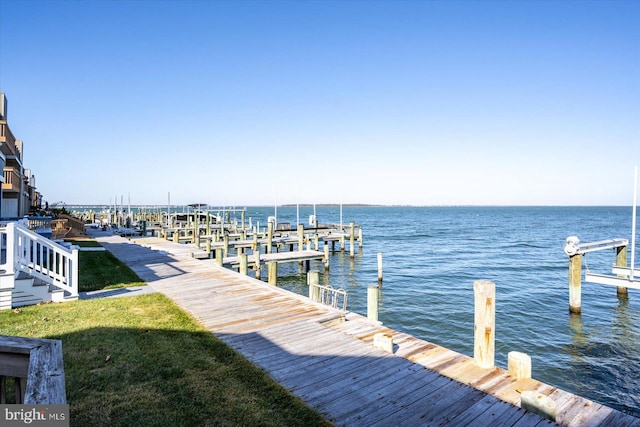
[89,231,639,427]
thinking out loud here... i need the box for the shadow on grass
[56,326,331,427]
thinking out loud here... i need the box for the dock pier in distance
[87,206,364,285]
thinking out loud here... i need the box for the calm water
[245,205,640,417]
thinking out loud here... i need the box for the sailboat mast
[630,166,637,279]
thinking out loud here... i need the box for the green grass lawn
[74,243,146,292]
[0,239,331,427]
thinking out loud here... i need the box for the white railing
[26,216,52,231]
[310,283,348,311]
[0,222,78,297]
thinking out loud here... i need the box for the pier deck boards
[90,231,639,427]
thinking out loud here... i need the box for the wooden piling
[507,351,531,379]
[308,270,319,302]
[297,223,304,251]
[473,280,495,369]
[215,248,223,266]
[254,250,261,280]
[377,252,383,283]
[616,246,628,296]
[194,215,199,247]
[268,262,277,285]
[239,253,248,275]
[350,221,355,258]
[267,221,273,254]
[367,285,379,322]
[569,254,582,314]
[324,245,330,271]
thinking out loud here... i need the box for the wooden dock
[89,231,639,426]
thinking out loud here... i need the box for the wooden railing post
[473,280,495,369]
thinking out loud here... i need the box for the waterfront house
[0,92,78,309]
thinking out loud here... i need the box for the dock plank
[91,232,640,427]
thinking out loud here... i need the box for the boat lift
[564,237,639,290]
[564,167,638,292]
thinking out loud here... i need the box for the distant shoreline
[61,204,631,209]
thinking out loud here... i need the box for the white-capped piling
[377,252,383,283]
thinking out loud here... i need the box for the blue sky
[1,0,638,206]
